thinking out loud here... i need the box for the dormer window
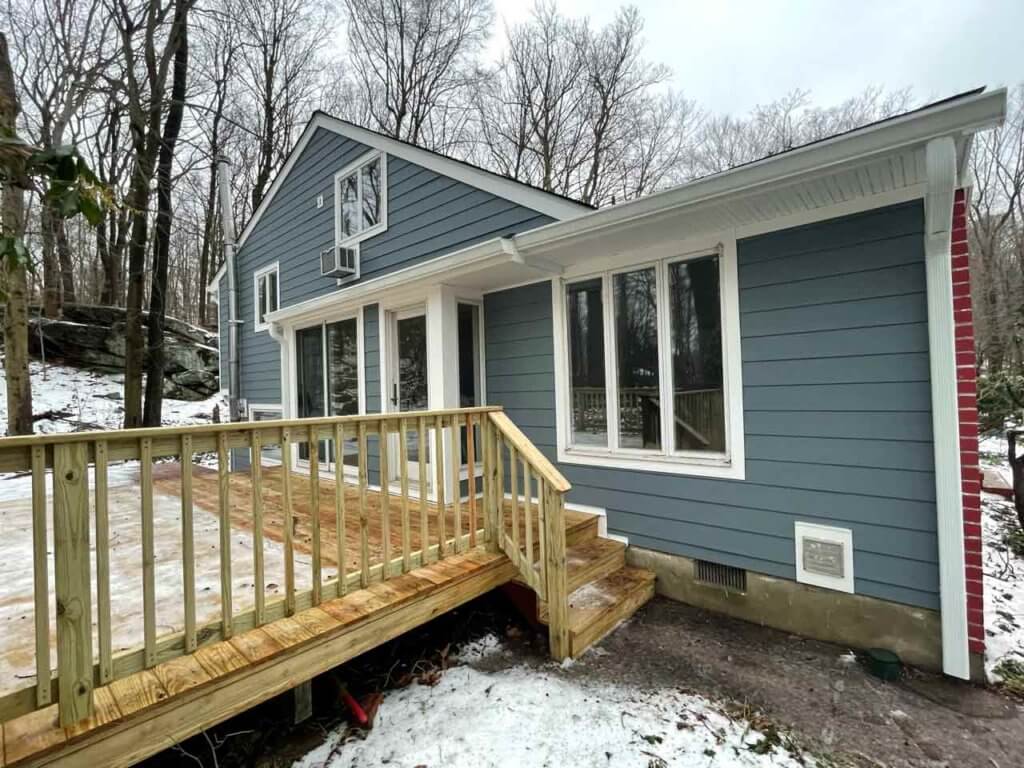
[335,151,387,246]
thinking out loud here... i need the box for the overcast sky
[489,0,1024,114]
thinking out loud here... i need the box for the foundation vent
[694,559,747,592]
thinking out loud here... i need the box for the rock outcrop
[26,304,220,400]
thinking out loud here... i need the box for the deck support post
[483,414,500,553]
[53,442,95,726]
[543,483,570,660]
[292,680,313,724]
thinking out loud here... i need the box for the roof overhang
[266,88,1006,324]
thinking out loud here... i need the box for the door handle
[391,383,398,408]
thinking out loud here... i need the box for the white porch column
[426,285,460,501]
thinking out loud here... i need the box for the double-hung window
[335,151,387,246]
[558,243,744,478]
[254,263,279,331]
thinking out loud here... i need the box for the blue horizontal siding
[483,201,940,609]
[233,126,553,413]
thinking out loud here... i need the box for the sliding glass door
[295,317,360,469]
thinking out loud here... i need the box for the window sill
[337,222,386,249]
[254,322,271,333]
[558,446,746,480]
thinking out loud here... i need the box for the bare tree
[7,0,113,316]
[343,0,493,151]
[969,85,1024,374]
[112,0,196,428]
[0,32,31,435]
[235,0,331,211]
[142,2,190,427]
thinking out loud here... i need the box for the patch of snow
[0,360,226,434]
[295,660,811,768]
[982,490,1024,679]
[452,633,504,663]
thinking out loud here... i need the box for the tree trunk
[55,216,76,304]
[0,33,32,435]
[39,200,62,317]
[143,10,189,427]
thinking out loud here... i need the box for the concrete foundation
[626,546,943,672]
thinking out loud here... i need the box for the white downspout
[217,155,242,422]
[924,135,969,679]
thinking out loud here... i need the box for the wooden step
[542,567,655,658]
[535,537,625,613]
[564,509,599,546]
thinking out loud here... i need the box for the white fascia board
[512,89,1007,254]
[235,114,591,252]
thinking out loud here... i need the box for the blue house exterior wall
[233,126,554,409]
[483,201,940,610]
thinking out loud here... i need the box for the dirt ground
[557,597,1024,768]
[140,593,1023,768]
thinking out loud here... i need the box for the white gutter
[512,89,1007,254]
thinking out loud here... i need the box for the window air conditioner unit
[321,245,358,277]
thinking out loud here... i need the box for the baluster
[140,438,156,668]
[517,461,527,567]
[490,425,503,554]
[217,432,233,638]
[537,477,547,595]
[523,454,533,584]
[30,445,50,707]
[180,435,197,651]
[452,417,462,553]
[434,414,445,558]
[358,421,370,586]
[466,414,476,547]
[308,425,322,605]
[53,442,93,726]
[281,428,296,613]
[379,420,391,578]
[334,423,346,596]
[250,430,265,625]
[508,444,518,564]
[399,418,411,572]
[94,439,113,685]
[417,416,429,561]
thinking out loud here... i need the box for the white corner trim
[253,261,280,333]
[794,521,855,594]
[550,233,746,481]
[924,135,970,680]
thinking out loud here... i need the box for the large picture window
[558,245,742,477]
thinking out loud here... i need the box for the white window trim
[253,262,280,333]
[334,150,388,250]
[551,232,745,479]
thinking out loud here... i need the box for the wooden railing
[0,405,571,728]
[483,411,573,659]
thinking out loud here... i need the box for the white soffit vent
[794,522,854,594]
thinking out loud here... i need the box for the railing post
[52,443,94,726]
[543,482,570,661]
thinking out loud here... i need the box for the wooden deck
[0,407,652,767]
[0,548,518,767]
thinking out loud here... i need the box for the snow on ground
[0,360,226,434]
[978,432,1024,682]
[296,637,811,768]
